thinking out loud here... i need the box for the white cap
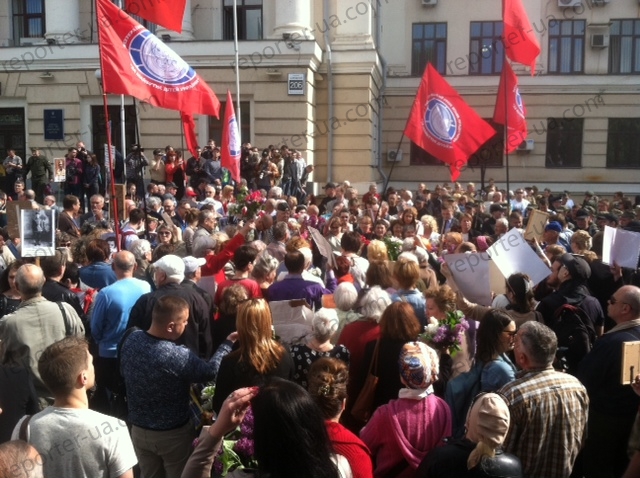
[183,256,206,275]
[154,255,185,282]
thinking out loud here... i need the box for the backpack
[445,360,485,440]
[551,304,596,375]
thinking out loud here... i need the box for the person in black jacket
[39,250,87,328]
[417,393,523,478]
[127,254,212,359]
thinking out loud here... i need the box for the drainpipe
[374,2,388,187]
[323,0,334,183]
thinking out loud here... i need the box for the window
[0,108,26,162]
[224,0,263,40]
[410,121,503,168]
[209,101,251,146]
[469,21,504,75]
[411,23,447,76]
[12,0,45,43]
[548,20,585,74]
[545,118,583,168]
[606,118,640,168]
[609,20,640,74]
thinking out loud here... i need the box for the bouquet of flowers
[212,406,258,477]
[228,187,265,220]
[418,310,469,356]
[383,236,403,261]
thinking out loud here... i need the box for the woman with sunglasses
[476,310,517,393]
[156,223,187,257]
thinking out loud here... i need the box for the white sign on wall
[288,73,305,95]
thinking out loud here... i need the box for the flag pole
[117,0,127,178]
[233,0,242,140]
[96,0,122,250]
[503,57,511,214]
[383,133,405,198]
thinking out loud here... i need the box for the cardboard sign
[621,341,640,385]
[524,209,549,242]
[7,200,36,239]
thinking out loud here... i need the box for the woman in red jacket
[308,357,374,478]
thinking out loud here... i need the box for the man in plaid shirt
[499,321,589,478]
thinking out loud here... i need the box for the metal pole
[118,0,127,176]
[233,0,241,138]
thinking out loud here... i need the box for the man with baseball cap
[182,256,213,317]
[127,254,212,358]
[318,182,337,215]
[537,253,605,337]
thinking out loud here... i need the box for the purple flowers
[418,310,469,356]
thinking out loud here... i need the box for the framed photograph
[54,158,66,182]
[20,209,56,257]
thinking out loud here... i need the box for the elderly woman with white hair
[290,308,350,389]
[130,239,152,283]
[331,282,361,343]
[251,251,279,299]
[338,286,392,432]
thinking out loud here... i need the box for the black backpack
[551,304,596,375]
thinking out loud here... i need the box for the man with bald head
[578,285,640,478]
[90,251,151,412]
[0,264,84,407]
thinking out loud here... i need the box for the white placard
[288,73,305,95]
[444,253,492,306]
[602,225,640,269]
[486,228,551,286]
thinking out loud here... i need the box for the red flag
[125,0,186,34]
[404,64,496,182]
[97,0,220,118]
[503,0,541,74]
[493,61,528,153]
[221,90,241,183]
[181,112,199,159]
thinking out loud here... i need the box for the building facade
[0,0,638,194]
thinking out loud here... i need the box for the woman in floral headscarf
[360,342,451,478]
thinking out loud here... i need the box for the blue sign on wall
[44,109,64,141]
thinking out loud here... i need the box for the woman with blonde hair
[419,215,440,252]
[212,299,294,413]
[571,230,597,262]
[366,239,388,262]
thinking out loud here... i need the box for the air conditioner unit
[592,0,610,4]
[421,0,437,6]
[516,139,534,152]
[558,0,581,7]
[590,34,609,48]
[387,149,403,162]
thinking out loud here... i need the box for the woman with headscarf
[360,342,451,478]
[416,393,523,478]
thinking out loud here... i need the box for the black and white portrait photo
[21,208,56,257]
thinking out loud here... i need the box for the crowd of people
[1,140,640,478]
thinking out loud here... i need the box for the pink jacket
[360,394,451,478]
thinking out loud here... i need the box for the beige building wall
[0,0,638,194]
